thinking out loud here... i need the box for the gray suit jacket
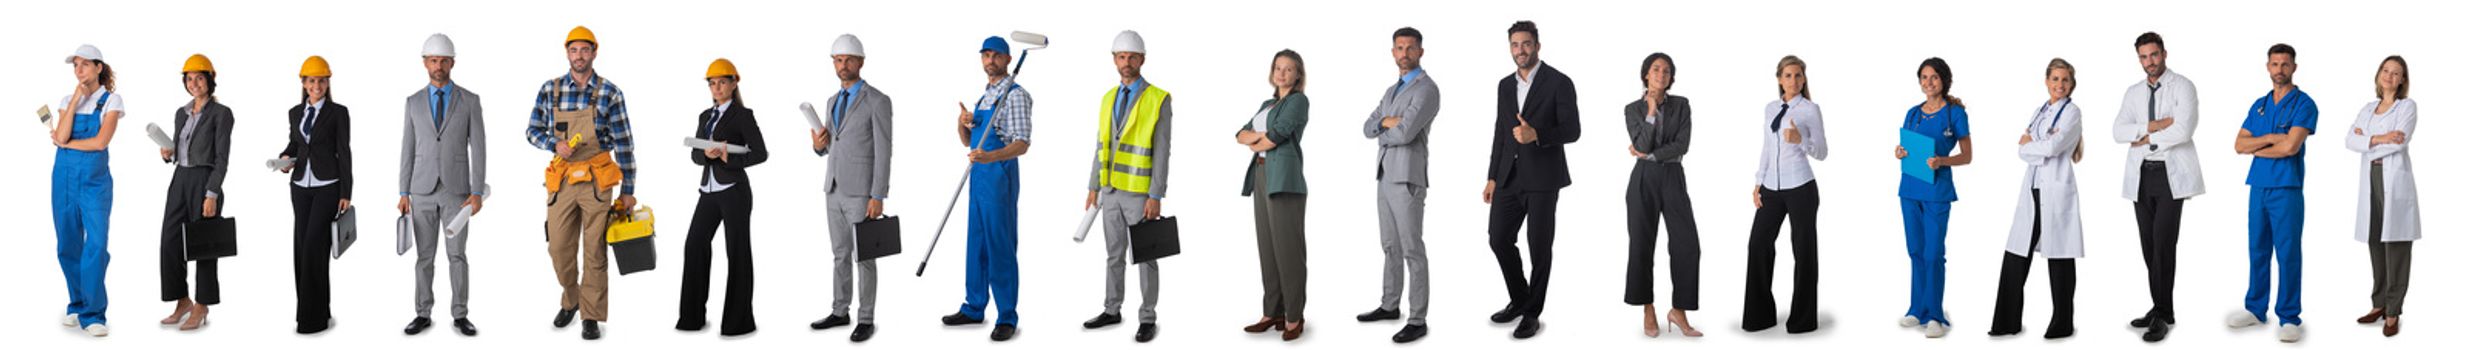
[1364,72,1440,186]
[818,83,893,199]
[170,100,237,197]
[400,84,489,197]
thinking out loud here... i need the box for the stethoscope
[2031,98,2070,135]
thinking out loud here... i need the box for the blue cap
[979,36,1009,55]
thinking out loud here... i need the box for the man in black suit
[1484,20,1579,340]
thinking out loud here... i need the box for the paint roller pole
[918,31,1048,277]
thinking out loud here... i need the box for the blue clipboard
[1900,129,1936,183]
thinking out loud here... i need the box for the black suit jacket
[282,101,353,199]
[690,102,769,188]
[1489,62,1582,192]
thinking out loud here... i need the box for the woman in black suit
[676,59,768,336]
[278,56,351,334]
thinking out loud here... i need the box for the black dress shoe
[1134,323,1158,343]
[810,315,850,330]
[404,317,433,335]
[719,324,756,337]
[942,312,984,326]
[990,324,1018,341]
[453,318,479,336]
[1785,323,1819,334]
[1489,305,1522,324]
[849,323,875,342]
[1392,324,1428,343]
[1511,319,1542,339]
[675,317,706,331]
[553,308,579,328]
[1358,308,1401,322]
[2129,316,2152,328]
[2140,320,2171,342]
[1083,313,1122,329]
[582,320,602,340]
[2044,322,2074,339]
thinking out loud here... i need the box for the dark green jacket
[1240,93,1308,196]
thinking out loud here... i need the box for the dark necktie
[1769,104,1790,132]
[2148,82,2161,151]
[304,106,318,140]
[432,90,446,131]
[831,91,851,130]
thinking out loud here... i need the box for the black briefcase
[856,216,901,261]
[183,217,237,261]
[1129,216,1180,263]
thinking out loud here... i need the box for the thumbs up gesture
[1512,113,1539,144]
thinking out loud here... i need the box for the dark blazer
[1625,95,1691,163]
[282,101,353,199]
[170,100,237,197]
[1240,93,1309,196]
[690,102,769,188]
[1489,62,1581,192]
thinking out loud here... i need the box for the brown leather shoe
[1242,318,1283,333]
[1280,320,1305,341]
[2357,309,2385,324]
[2384,317,2400,337]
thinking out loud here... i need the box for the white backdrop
[1,0,2453,348]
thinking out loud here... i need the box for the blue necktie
[432,90,446,131]
[304,106,318,140]
[831,91,850,130]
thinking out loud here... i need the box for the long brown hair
[2379,55,2410,100]
[1776,55,1808,100]
[1271,49,1306,98]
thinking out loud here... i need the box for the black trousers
[1624,162,1699,310]
[1991,189,2077,333]
[161,167,219,305]
[290,185,340,332]
[680,187,756,333]
[1488,189,1558,319]
[1744,181,1820,332]
[2131,162,2182,323]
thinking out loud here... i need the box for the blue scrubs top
[1898,103,1968,202]
[2241,87,2317,188]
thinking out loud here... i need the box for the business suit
[817,82,893,324]
[678,101,768,335]
[281,100,352,333]
[1088,82,1172,325]
[1242,93,1309,322]
[1361,71,1438,325]
[1487,62,1579,323]
[1623,95,1699,311]
[400,83,487,321]
[160,100,234,306]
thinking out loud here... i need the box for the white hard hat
[832,34,865,57]
[1112,30,1145,54]
[423,34,457,57]
[64,44,102,64]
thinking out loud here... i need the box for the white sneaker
[1899,316,1922,328]
[83,323,108,337]
[2226,312,2263,328]
[2276,324,2302,343]
[61,314,77,327]
[1923,321,1949,338]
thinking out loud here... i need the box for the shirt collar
[840,80,866,96]
[430,82,455,96]
[713,100,733,114]
[1400,68,1424,86]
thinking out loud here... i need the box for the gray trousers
[1375,182,1429,324]
[2367,165,2413,317]
[411,191,472,318]
[1098,190,1161,322]
[826,194,880,322]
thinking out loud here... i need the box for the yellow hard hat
[181,54,214,74]
[706,58,738,79]
[300,56,331,77]
[566,26,597,46]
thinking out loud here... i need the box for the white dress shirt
[295,100,338,188]
[1757,96,1827,190]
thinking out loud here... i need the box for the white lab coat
[2346,99,2420,243]
[2010,100,2085,258]
[2112,71,2205,201]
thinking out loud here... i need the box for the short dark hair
[1641,52,1675,87]
[1393,27,1423,44]
[2134,32,2165,51]
[2268,43,2296,60]
[1507,21,1538,40]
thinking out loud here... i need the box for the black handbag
[856,216,902,261]
[183,217,238,261]
[1129,216,1180,263]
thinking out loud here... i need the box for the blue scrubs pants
[1901,199,1951,325]
[2245,187,2304,325]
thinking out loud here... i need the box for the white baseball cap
[831,34,865,57]
[423,34,457,57]
[64,44,102,63]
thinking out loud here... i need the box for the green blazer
[1240,93,1309,196]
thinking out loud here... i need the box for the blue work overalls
[55,91,115,327]
[959,83,1023,325]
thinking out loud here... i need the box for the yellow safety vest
[1097,85,1169,193]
